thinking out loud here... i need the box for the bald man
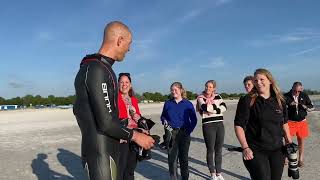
[73,21,154,180]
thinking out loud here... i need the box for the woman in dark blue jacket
[161,82,197,180]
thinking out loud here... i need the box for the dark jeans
[118,142,138,180]
[166,129,191,180]
[243,148,285,180]
[202,122,225,173]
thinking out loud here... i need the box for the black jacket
[234,95,288,151]
[284,90,313,122]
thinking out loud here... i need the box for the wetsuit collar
[81,53,116,67]
[98,53,115,66]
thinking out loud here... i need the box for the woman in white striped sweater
[196,80,227,180]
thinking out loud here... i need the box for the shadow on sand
[148,143,250,180]
[31,149,86,180]
[188,136,250,180]
[31,146,248,180]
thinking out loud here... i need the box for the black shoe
[159,142,167,150]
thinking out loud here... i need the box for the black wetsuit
[73,53,133,180]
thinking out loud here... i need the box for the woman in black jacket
[234,68,293,180]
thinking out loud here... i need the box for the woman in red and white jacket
[117,72,142,180]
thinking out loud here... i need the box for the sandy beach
[0,100,319,180]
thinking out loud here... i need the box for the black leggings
[167,129,191,180]
[243,148,285,180]
[202,122,225,173]
[118,143,138,180]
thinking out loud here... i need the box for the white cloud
[64,41,95,48]
[35,31,53,41]
[177,9,202,24]
[215,0,232,6]
[248,28,320,47]
[291,45,320,56]
[130,39,156,60]
[200,57,225,68]
[177,0,232,24]
[160,66,183,81]
[8,82,24,89]
[134,72,147,79]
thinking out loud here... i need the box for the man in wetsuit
[73,21,155,180]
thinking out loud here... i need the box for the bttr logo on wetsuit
[102,83,112,113]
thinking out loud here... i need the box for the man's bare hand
[131,131,154,150]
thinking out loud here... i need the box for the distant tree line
[135,91,246,102]
[134,91,199,102]
[303,89,320,95]
[0,95,75,106]
[1,89,319,106]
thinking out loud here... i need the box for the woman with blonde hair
[161,82,197,180]
[196,80,227,180]
[234,68,293,180]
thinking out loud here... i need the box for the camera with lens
[284,143,299,179]
[132,116,155,161]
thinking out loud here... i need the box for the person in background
[243,75,255,93]
[161,82,197,180]
[227,75,255,153]
[234,68,293,180]
[196,80,227,180]
[284,81,314,167]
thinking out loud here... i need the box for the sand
[0,100,319,180]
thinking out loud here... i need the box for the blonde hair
[206,80,216,88]
[170,82,187,99]
[202,80,216,94]
[249,68,285,109]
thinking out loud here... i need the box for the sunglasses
[119,73,130,77]
[118,73,132,82]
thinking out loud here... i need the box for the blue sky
[1,0,320,98]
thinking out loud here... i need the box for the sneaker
[159,142,167,150]
[216,174,224,180]
[209,174,217,180]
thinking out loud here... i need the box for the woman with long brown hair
[117,73,145,180]
[234,68,293,180]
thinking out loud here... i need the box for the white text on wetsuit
[102,83,112,112]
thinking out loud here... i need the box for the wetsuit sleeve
[85,64,133,140]
[234,96,250,129]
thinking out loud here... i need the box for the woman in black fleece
[234,68,293,180]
